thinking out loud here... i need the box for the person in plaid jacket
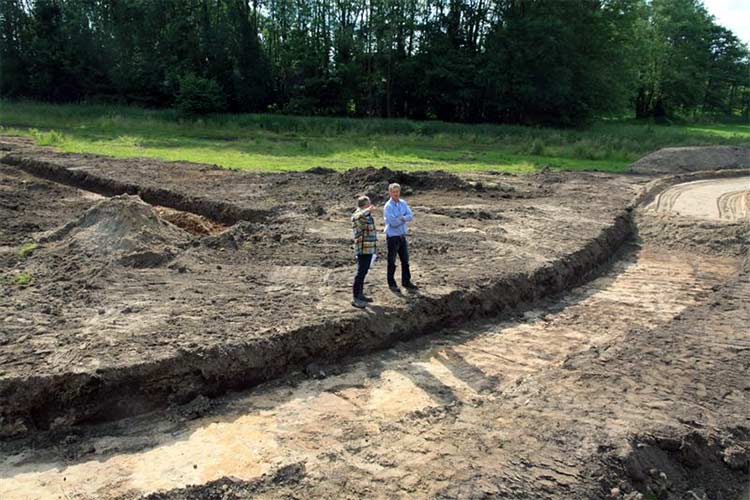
[351,195,378,308]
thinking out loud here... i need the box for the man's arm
[402,201,414,223]
[384,203,404,228]
[353,210,370,231]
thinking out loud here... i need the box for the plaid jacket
[351,208,377,255]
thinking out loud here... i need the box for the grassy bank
[1,100,748,173]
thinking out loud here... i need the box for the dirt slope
[630,146,750,174]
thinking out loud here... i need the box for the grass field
[1,100,748,173]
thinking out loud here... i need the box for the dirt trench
[1,175,748,499]
[0,154,271,225]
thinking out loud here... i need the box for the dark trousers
[353,253,372,298]
[386,235,411,287]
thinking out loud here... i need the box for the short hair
[388,183,401,191]
[357,195,371,208]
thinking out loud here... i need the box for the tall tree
[1,0,747,123]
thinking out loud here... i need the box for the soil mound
[339,166,470,201]
[606,431,749,500]
[42,194,189,267]
[630,146,750,174]
[306,166,336,175]
[154,206,226,235]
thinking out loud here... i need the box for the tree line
[1,0,748,125]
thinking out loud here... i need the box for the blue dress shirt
[384,198,414,237]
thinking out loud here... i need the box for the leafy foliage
[11,271,33,286]
[175,74,227,115]
[1,0,748,125]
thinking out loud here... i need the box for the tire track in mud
[717,189,750,221]
[645,177,750,221]
[0,245,739,499]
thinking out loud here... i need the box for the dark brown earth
[0,137,748,499]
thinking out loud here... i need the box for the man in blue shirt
[384,183,418,292]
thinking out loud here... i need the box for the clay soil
[0,137,749,499]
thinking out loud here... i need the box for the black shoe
[388,284,401,293]
[403,282,419,290]
[358,295,373,303]
[351,298,367,309]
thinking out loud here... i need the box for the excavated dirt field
[1,136,749,499]
[0,138,637,438]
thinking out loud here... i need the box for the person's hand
[399,215,406,222]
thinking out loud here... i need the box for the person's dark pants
[386,235,411,287]
[353,253,372,298]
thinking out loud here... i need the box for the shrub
[30,128,65,146]
[175,74,227,115]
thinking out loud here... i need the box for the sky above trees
[703,0,750,44]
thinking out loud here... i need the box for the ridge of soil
[1,154,271,225]
[0,151,542,226]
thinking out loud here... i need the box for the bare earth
[0,137,748,499]
[0,137,635,436]
[646,177,750,221]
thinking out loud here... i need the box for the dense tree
[1,0,748,123]
[634,0,749,118]
[0,0,31,97]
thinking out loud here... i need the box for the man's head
[357,195,372,210]
[388,183,401,202]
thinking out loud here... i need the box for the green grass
[17,242,39,259]
[10,271,33,286]
[1,100,748,173]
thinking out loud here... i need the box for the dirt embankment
[1,153,271,225]
[0,144,639,439]
[629,145,750,174]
